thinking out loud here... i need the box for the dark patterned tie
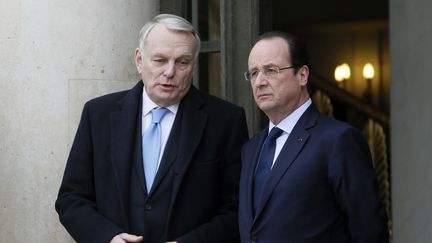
[253,127,283,214]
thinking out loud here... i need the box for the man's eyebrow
[177,54,194,59]
[150,53,194,59]
[150,52,166,58]
[262,63,279,68]
[249,63,278,70]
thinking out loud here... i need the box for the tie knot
[267,127,283,141]
[151,108,169,123]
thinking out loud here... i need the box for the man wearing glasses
[238,31,388,243]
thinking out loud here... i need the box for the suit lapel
[167,87,207,212]
[253,105,320,222]
[244,130,267,222]
[110,81,144,226]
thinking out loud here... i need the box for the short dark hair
[253,31,311,73]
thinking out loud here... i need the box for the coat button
[144,204,152,210]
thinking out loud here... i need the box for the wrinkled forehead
[248,37,290,68]
[145,24,198,52]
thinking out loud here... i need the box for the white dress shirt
[268,99,312,168]
[142,87,179,171]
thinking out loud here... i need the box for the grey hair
[138,14,201,59]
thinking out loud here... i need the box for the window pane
[189,0,221,97]
[198,52,221,97]
[197,0,220,41]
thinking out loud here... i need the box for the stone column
[0,0,156,241]
[390,0,432,242]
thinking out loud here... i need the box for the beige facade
[0,0,156,242]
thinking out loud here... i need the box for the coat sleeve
[328,126,389,243]
[55,103,123,243]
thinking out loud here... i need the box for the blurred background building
[1,0,431,242]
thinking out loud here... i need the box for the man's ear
[298,65,310,86]
[135,48,143,73]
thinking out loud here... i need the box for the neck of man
[267,94,310,125]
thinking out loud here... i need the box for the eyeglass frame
[244,65,297,82]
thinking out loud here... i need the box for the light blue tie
[142,108,169,192]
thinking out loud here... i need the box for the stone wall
[0,0,156,241]
[390,0,432,242]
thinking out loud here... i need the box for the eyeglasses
[244,66,296,82]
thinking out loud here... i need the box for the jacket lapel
[110,81,144,227]
[244,130,267,222]
[253,104,320,222]
[167,86,207,212]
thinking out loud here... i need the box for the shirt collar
[269,98,312,134]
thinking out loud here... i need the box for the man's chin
[153,94,183,107]
[257,102,274,113]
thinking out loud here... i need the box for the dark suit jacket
[239,104,388,243]
[56,81,249,243]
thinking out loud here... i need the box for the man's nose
[163,62,176,77]
[253,71,267,85]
